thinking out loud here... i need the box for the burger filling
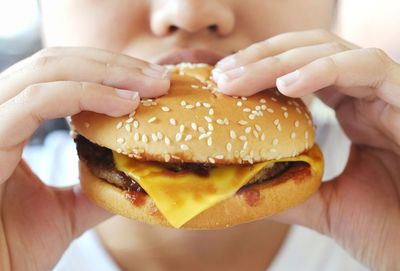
[76,135,290,194]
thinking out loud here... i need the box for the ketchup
[239,188,260,207]
[125,191,146,207]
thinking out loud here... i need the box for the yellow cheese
[113,145,323,228]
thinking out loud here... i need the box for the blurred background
[1,0,400,145]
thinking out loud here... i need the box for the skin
[0,0,399,270]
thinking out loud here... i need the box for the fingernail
[116,89,139,100]
[211,67,222,82]
[276,70,300,93]
[225,66,245,80]
[216,56,237,71]
[142,67,170,80]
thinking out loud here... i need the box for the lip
[156,49,224,65]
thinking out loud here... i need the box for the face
[40,0,335,64]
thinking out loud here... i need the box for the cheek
[40,0,148,50]
[236,0,335,41]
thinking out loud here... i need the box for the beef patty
[75,135,290,194]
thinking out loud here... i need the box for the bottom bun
[80,161,321,229]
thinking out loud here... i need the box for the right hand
[0,47,170,271]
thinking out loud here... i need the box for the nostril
[169,25,178,33]
[208,24,218,32]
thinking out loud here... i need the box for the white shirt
[23,98,368,271]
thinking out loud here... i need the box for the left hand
[212,29,400,271]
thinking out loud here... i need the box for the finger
[276,48,400,107]
[213,42,349,96]
[0,55,169,103]
[0,81,139,150]
[215,29,358,72]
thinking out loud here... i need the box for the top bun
[72,63,315,164]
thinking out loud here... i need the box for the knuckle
[367,47,392,67]
[31,55,56,70]
[34,46,63,58]
[327,41,347,52]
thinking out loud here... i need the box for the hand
[212,29,400,270]
[0,47,170,271]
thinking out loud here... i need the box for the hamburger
[71,63,323,229]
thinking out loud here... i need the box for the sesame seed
[238,120,248,125]
[239,135,247,141]
[128,154,134,158]
[180,100,187,107]
[296,107,302,114]
[129,111,136,118]
[253,130,259,138]
[261,105,267,110]
[161,106,170,112]
[261,133,266,141]
[169,118,177,126]
[198,126,206,133]
[243,108,251,112]
[241,96,248,101]
[125,124,131,132]
[175,133,182,142]
[255,105,261,111]
[179,124,185,133]
[295,120,300,128]
[226,143,232,152]
[164,136,171,145]
[284,112,289,119]
[209,108,214,115]
[243,141,248,150]
[185,134,192,141]
[151,133,158,142]
[202,102,211,108]
[208,123,214,131]
[224,118,229,125]
[281,106,288,111]
[248,114,255,120]
[185,104,194,109]
[133,120,139,129]
[157,132,163,140]
[117,138,125,144]
[142,134,148,143]
[134,133,140,141]
[215,154,224,159]
[180,144,189,151]
[216,119,224,125]
[208,157,216,164]
[207,137,213,146]
[271,97,277,102]
[259,98,266,103]
[116,122,123,129]
[273,138,279,145]
[191,122,198,131]
[245,127,252,134]
[230,130,237,139]
[126,117,134,123]
[164,154,171,162]
[199,133,210,140]
[236,101,243,107]
[277,124,282,131]
[191,85,199,89]
[273,119,280,126]
[148,117,157,123]
[204,116,212,123]
[267,108,274,113]
[291,132,296,139]
[116,148,122,153]
[255,124,262,132]
[83,122,90,128]
[305,131,309,139]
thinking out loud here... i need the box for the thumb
[269,180,336,236]
[56,184,112,239]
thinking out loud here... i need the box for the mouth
[156,49,224,65]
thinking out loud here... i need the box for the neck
[96,217,290,271]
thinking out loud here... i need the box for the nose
[150,0,235,36]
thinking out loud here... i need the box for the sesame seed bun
[79,159,321,229]
[71,63,315,164]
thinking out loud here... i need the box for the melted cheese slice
[113,145,323,228]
